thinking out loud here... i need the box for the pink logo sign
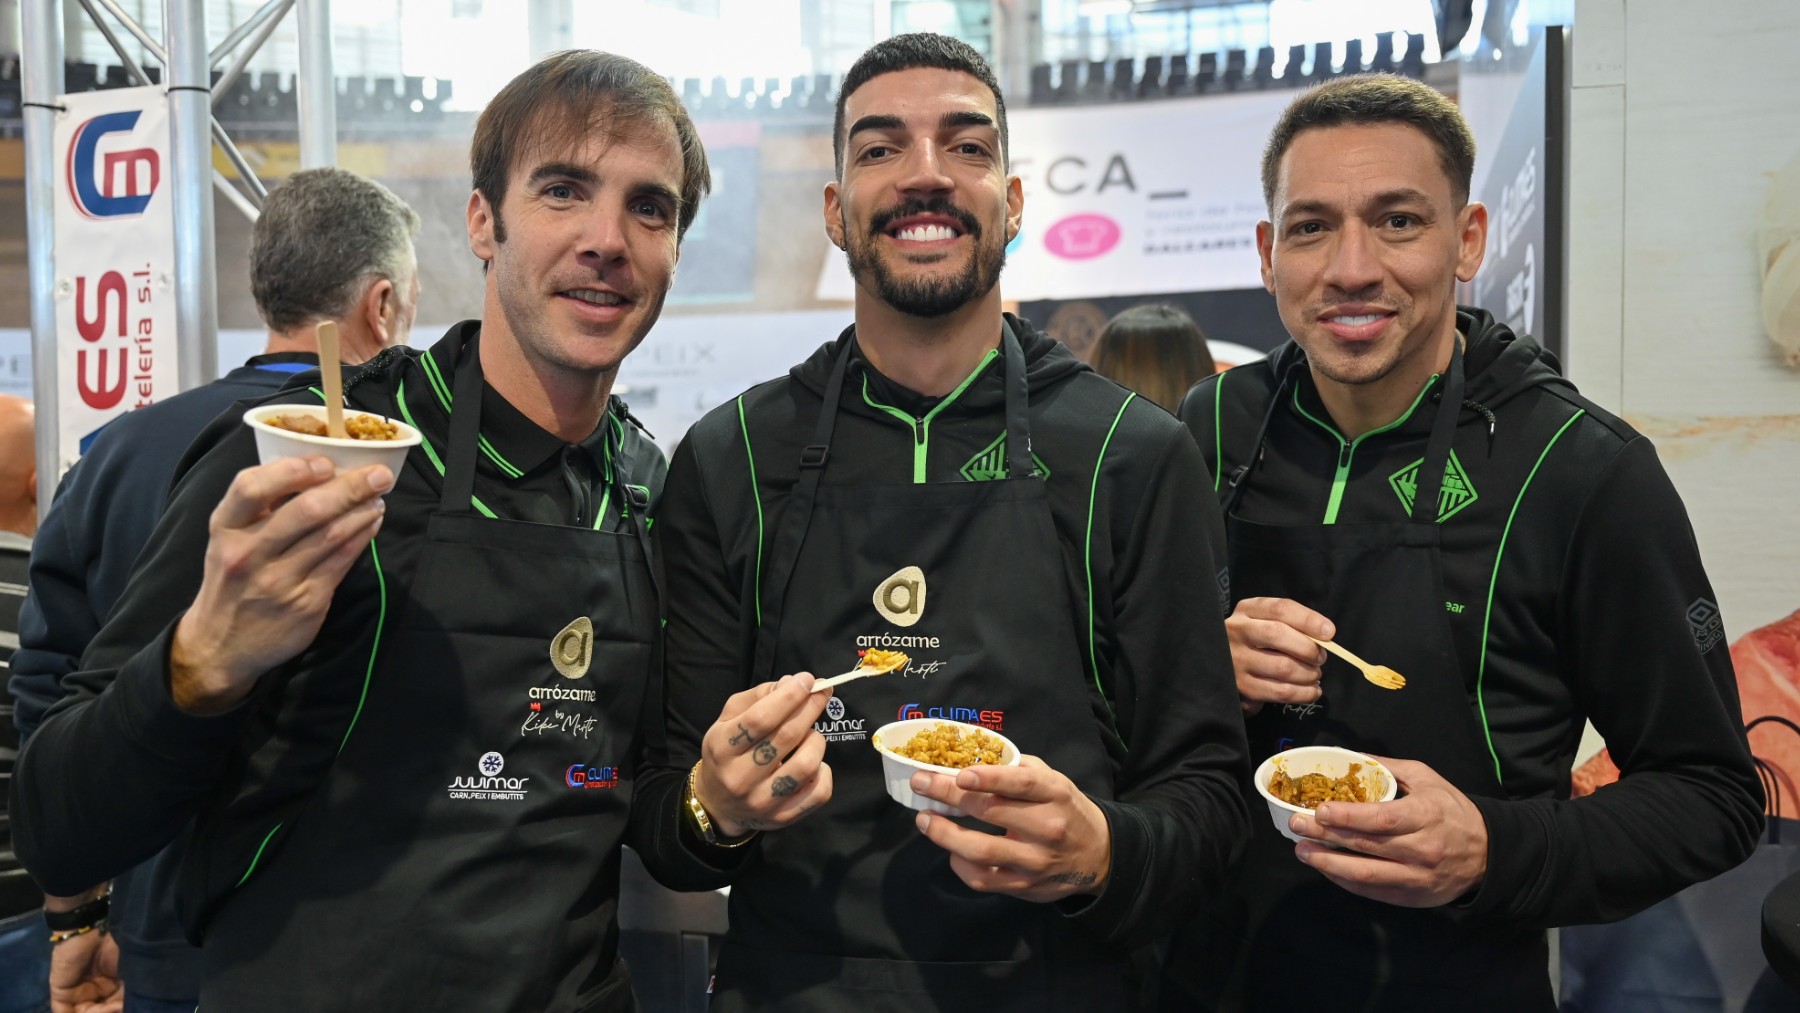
[1043,213,1121,260]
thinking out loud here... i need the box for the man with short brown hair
[13,51,714,1011]
[1170,74,1762,1010]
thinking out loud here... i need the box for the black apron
[194,330,659,1012]
[712,327,1132,1012]
[1177,343,1553,1012]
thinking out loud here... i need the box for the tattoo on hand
[1047,871,1098,887]
[738,818,773,831]
[771,775,799,798]
[753,741,777,766]
[728,724,751,747]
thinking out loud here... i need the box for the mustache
[868,197,982,239]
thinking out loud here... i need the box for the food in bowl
[871,718,1023,815]
[1253,745,1397,845]
[265,411,402,441]
[243,404,421,490]
[891,722,1004,769]
[1268,762,1371,809]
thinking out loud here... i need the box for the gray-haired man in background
[8,167,419,1013]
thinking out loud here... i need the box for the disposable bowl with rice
[870,718,1021,817]
[1253,745,1396,844]
[243,403,420,487]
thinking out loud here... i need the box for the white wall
[1566,0,1800,642]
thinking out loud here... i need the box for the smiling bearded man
[635,31,1251,1013]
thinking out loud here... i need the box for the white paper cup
[243,403,419,489]
[1253,745,1397,844]
[871,718,1021,817]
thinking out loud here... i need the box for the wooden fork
[1307,636,1407,691]
[811,659,904,692]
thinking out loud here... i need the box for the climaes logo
[897,703,1004,731]
[66,111,160,220]
[564,763,620,789]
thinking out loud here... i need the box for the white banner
[52,85,179,469]
[617,309,853,453]
[819,89,1292,302]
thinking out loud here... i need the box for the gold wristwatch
[683,760,759,848]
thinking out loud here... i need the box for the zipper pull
[914,416,926,443]
[1338,443,1352,469]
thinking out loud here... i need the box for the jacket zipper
[1291,375,1440,525]
[860,349,1000,484]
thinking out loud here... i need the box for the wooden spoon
[1307,636,1406,691]
[316,320,347,439]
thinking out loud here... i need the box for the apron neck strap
[1221,358,1304,518]
[443,328,485,514]
[1409,336,1466,525]
[1000,317,1033,478]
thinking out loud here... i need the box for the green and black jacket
[1180,305,1763,928]
[10,322,738,899]
[636,314,1252,951]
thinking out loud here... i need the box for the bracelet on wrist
[43,893,109,934]
[48,922,104,945]
[683,760,758,849]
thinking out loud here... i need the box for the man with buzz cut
[634,32,1251,1012]
[13,51,727,1011]
[1167,73,1762,1010]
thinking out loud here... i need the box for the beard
[843,196,1006,318]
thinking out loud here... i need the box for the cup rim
[871,717,1022,775]
[244,402,422,450]
[1253,745,1396,816]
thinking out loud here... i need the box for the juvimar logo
[874,566,927,628]
[550,616,593,679]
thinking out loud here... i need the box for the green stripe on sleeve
[738,396,765,627]
[1475,410,1585,784]
[1212,371,1226,492]
[1085,394,1136,714]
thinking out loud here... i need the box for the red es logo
[73,271,129,410]
[66,111,160,220]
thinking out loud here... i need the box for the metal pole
[296,0,336,168]
[213,0,292,103]
[74,0,148,84]
[90,0,164,64]
[166,0,215,392]
[214,168,261,223]
[211,117,268,202]
[210,0,286,67]
[24,0,64,515]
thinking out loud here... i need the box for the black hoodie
[1179,306,1763,930]
[637,315,1251,958]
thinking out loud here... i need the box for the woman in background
[1091,303,1218,412]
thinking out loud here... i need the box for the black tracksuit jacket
[637,315,1252,957]
[1179,307,1763,929]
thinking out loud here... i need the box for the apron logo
[959,432,1050,482]
[815,698,868,743]
[898,701,1005,731]
[1687,598,1725,654]
[874,566,927,627]
[1388,450,1479,522]
[447,751,531,801]
[550,616,593,679]
[565,763,620,789]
